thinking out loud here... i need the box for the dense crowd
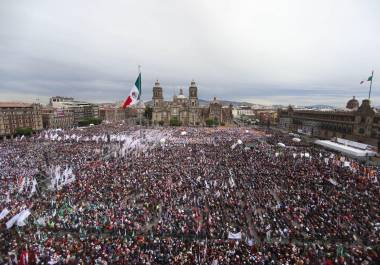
[0,124,379,264]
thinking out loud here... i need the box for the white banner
[16,209,31,226]
[0,208,10,220]
[228,231,242,240]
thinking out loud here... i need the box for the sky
[1,0,380,107]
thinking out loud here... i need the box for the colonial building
[151,80,233,126]
[49,96,99,125]
[232,106,255,118]
[255,109,278,125]
[41,106,75,129]
[278,97,380,146]
[99,104,126,122]
[0,102,43,139]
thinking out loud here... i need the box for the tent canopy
[314,140,376,157]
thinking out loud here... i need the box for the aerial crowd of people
[0,124,379,264]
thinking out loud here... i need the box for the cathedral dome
[211,97,221,105]
[346,96,359,110]
[177,88,186,99]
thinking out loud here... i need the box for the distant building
[41,106,74,129]
[49,96,99,125]
[0,102,43,139]
[99,105,126,122]
[135,101,146,120]
[232,106,255,118]
[255,109,278,125]
[152,80,233,126]
[278,98,380,146]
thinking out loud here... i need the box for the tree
[213,117,219,126]
[15,127,33,136]
[144,106,153,120]
[78,117,102,127]
[205,119,215,127]
[170,117,181,126]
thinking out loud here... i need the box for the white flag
[0,208,10,220]
[29,178,38,197]
[228,231,242,240]
[16,209,31,226]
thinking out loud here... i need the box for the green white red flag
[122,72,141,109]
[360,73,373,84]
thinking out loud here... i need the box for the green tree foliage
[15,127,33,136]
[169,117,181,126]
[206,118,219,127]
[78,117,102,127]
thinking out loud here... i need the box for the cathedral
[151,80,233,126]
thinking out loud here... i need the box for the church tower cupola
[152,80,163,108]
[189,80,198,107]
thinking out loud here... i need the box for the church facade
[151,80,233,126]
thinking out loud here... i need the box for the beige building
[232,106,255,118]
[42,107,75,129]
[152,80,233,126]
[0,102,43,139]
[278,97,380,147]
[49,96,99,125]
[99,106,126,122]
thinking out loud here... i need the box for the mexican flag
[360,73,373,84]
[122,72,141,109]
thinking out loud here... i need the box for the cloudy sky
[1,0,379,106]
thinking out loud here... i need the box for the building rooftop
[0,102,34,108]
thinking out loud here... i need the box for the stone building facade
[278,97,380,146]
[0,102,43,139]
[151,80,233,126]
[99,107,126,122]
[41,107,75,129]
[49,96,99,125]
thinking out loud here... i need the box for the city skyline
[1,0,379,106]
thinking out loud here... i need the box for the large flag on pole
[360,74,373,84]
[122,72,142,109]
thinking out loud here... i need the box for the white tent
[277,143,286,147]
[314,140,377,157]
[292,138,301,142]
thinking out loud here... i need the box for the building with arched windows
[278,97,380,147]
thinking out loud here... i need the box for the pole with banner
[138,65,143,137]
[368,70,374,100]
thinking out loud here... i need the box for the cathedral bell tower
[189,80,198,107]
[152,80,163,108]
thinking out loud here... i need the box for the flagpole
[138,65,142,137]
[369,70,374,100]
